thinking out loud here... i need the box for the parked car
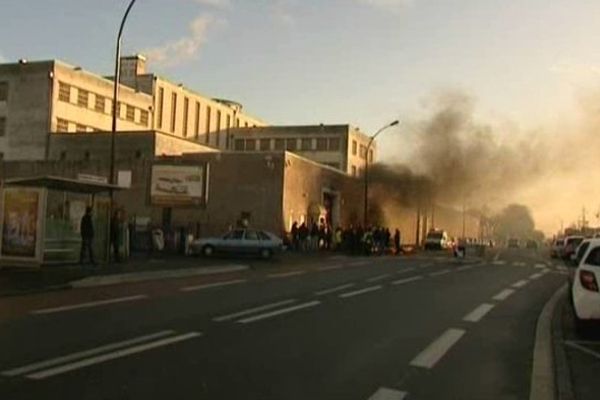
[570,238,600,332]
[190,229,283,259]
[525,240,538,249]
[507,238,519,248]
[561,235,585,260]
[424,230,449,250]
[550,238,564,258]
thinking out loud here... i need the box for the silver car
[191,229,283,259]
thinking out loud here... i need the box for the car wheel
[259,248,272,259]
[202,245,215,257]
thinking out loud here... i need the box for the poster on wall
[150,165,206,206]
[0,188,45,262]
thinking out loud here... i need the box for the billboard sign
[150,165,206,206]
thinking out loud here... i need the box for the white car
[570,238,600,332]
[191,229,284,259]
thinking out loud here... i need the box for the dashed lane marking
[267,271,306,279]
[456,265,475,271]
[180,279,247,292]
[367,387,408,400]
[395,267,416,274]
[318,264,343,272]
[512,279,529,288]
[31,295,148,315]
[391,276,423,285]
[492,260,506,265]
[463,303,495,322]
[512,261,527,267]
[530,272,544,280]
[534,263,547,269]
[237,300,321,324]
[348,260,371,267]
[367,273,392,283]
[410,328,466,369]
[339,285,382,298]
[213,299,298,322]
[429,269,451,277]
[314,283,356,296]
[492,288,515,301]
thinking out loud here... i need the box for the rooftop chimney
[119,54,146,78]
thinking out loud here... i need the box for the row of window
[234,137,341,152]
[0,82,7,102]
[351,139,373,161]
[58,81,149,127]
[0,116,5,136]
[56,117,102,133]
[57,149,145,161]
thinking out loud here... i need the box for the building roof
[4,176,123,194]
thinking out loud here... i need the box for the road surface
[0,248,567,399]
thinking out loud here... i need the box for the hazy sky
[3,0,600,232]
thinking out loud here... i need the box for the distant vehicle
[561,236,585,260]
[190,229,283,259]
[525,240,538,249]
[550,238,565,258]
[424,230,449,250]
[507,238,519,248]
[155,177,188,194]
[570,238,600,333]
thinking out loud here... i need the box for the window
[183,97,189,137]
[126,105,135,122]
[58,82,71,102]
[0,152,3,161]
[76,124,87,132]
[245,121,249,127]
[194,102,200,138]
[236,118,240,127]
[359,145,367,159]
[140,109,149,126]
[170,92,177,132]
[245,139,256,151]
[584,247,600,266]
[56,118,69,132]
[0,117,5,136]
[352,140,357,155]
[575,242,591,265]
[351,166,357,176]
[224,230,244,240]
[328,137,340,151]
[226,114,231,148]
[83,151,91,161]
[258,231,271,241]
[259,138,271,151]
[216,110,222,147]
[234,139,245,151]
[205,106,211,144]
[274,138,285,150]
[135,150,143,159]
[245,230,259,240]
[95,95,105,113]
[0,82,8,101]
[77,89,88,107]
[157,87,164,129]
[60,151,67,160]
[369,149,374,162]
[316,138,328,151]
[301,138,312,150]
[286,138,297,151]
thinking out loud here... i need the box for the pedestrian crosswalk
[489,259,568,273]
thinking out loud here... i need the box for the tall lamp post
[363,120,399,227]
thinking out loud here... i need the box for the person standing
[80,206,96,266]
[394,229,401,255]
[110,209,122,263]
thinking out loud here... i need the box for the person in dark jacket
[394,229,401,255]
[110,209,122,263]
[80,206,95,266]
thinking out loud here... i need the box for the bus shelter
[0,176,123,267]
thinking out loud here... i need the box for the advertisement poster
[150,165,206,206]
[0,188,44,260]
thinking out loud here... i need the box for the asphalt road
[0,248,567,399]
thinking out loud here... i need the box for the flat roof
[4,176,123,194]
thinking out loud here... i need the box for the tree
[493,204,536,240]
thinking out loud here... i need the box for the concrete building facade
[228,124,376,176]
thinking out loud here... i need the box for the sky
[3,0,600,233]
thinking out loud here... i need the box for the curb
[552,294,576,400]
[0,283,73,298]
[529,283,568,400]
[70,264,250,288]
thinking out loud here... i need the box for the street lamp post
[363,120,399,227]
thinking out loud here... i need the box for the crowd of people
[289,219,402,256]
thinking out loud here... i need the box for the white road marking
[267,271,306,279]
[420,263,433,268]
[1,330,175,377]
[31,295,148,315]
[429,269,451,277]
[463,303,495,322]
[456,265,474,271]
[396,267,416,274]
[339,285,382,298]
[368,387,408,400]
[180,279,247,292]
[367,273,392,283]
[348,260,371,267]
[318,264,343,272]
[212,299,298,322]
[513,261,527,267]
[512,279,529,288]
[530,272,544,280]
[26,332,202,380]
[541,268,550,274]
[237,301,321,324]
[564,340,600,360]
[493,251,502,262]
[557,266,568,272]
[391,276,423,285]
[492,260,506,265]
[315,283,356,296]
[534,263,547,269]
[493,288,515,301]
[410,328,466,369]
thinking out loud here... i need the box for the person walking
[299,222,309,252]
[394,229,401,255]
[79,206,96,266]
[291,222,299,251]
[110,209,122,263]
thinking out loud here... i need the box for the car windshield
[5,3,600,399]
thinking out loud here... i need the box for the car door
[221,230,245,254]
[241,230,260,254]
